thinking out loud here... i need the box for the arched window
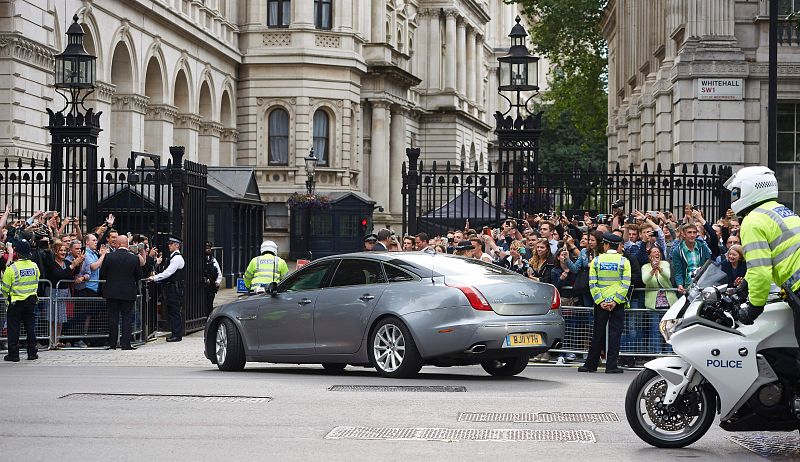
[268,0,291,27]
[314,0,332,29]
[313,109,330,166]
[268,108,289,165]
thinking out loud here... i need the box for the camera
[691,205,700,211]
[611,199,624,209]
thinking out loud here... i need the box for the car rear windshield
[394,254,514,277]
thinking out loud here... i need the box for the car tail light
[551,287,561,310]
[446,283,493,311]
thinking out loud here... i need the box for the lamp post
[303,148,318,260]
[494,16,544,219]
[47,14,101,227]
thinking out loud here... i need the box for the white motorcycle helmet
[260,240,278,255]
[724,166,779,215]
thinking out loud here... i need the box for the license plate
[503,333,543,347]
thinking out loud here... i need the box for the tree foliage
[512,0,609,167]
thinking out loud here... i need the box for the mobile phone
[691,205,700,211]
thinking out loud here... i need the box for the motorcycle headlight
[659,318,683,341]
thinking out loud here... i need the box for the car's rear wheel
[481,356,530,377]
[321,363,347,371]
[369,317,423,378]
[216,318,246,371]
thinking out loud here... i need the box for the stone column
[110,94,148,165]
[389,106,406,216]
[428,11,441,90]
[369,101,390,210]
[173,114,202,162]
[339,0,353,32]
[144,104,177,159]
[293,0,314,28]
[444,10,457,91]
[199,121,223,166]
[476,34,484,111]
[371,0,386,43]
[466,26,476,103]
[220,129,238,166]
[457,18,467,96]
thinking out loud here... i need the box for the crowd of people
[366,203,745,360]
[0,206,201,351]
[369,203,744,304]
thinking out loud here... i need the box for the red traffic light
[361,218,368,227]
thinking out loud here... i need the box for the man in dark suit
[100,235,143,350]
[372,228,391,251]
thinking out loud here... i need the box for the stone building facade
[0,0,544,247]
[603,0,800,208]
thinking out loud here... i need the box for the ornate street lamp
[54,14,97,115]
[47,14,102,228]
[304,148,318,195]
[497,16,540,114]
[494,16,544,219]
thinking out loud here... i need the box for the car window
[383,264,417,283]
[280,260,337,292]
[329,259,387,287]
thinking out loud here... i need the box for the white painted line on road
[325,426,596,443]
[458,411,619,423]
[59,393,271,403]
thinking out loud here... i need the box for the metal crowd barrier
[0,279,147,351]
[0,280,53,349]
[550,287,680,359]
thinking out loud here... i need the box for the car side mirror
[267,282,278,296]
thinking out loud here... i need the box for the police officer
[1,239,41,362]
[147,236,185,342]
[725,167,800,345]
[204,241,222,317]
[579,232,631,374]
[243,240,288,290]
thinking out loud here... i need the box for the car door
[256,259,338,355]
[313,258,388,354]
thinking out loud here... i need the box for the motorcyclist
[724,166,800,344]
[243,240,289,291]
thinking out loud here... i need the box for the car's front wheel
[368,317,423,378]
[481,356,530,377]
[216,318,246,371]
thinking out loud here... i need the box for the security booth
[290,191,375,260]
[206,167,265,288]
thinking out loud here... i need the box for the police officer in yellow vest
[725,167,800,343]
[243,240,289,291]
[579,232,631,374]
[1,239,41,362]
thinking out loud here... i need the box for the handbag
[572,266,590,293]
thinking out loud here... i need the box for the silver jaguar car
[204,252,565,378]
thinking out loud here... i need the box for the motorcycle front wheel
[625,368,717,448]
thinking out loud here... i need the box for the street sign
[236,278,248,293]
[697,78,743,101]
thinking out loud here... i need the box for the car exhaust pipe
[464,344,487,354]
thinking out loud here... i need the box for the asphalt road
[0,336,789,461]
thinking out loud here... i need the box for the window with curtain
[314,0,332,30]
[313,109,329,166]
[268,0,291,28]
[268,108,289,165]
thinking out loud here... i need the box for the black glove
[735,303,764,325]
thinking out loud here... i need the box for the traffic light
[360,217,369,235]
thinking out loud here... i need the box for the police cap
[602,232,623,246]
[364,233,378,243]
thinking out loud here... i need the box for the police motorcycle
[625,260,800,448]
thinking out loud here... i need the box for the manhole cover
[325,426,595,442]
[458,411,619,423]
[728,434,800,460]
[328,385,466,392]
[59,393,271,403]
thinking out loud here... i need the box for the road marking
[59,393,271,403]
[458,411,619,423]
[327,385,467,392]
[325,426,595,442]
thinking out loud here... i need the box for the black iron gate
[402,154,732,236]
